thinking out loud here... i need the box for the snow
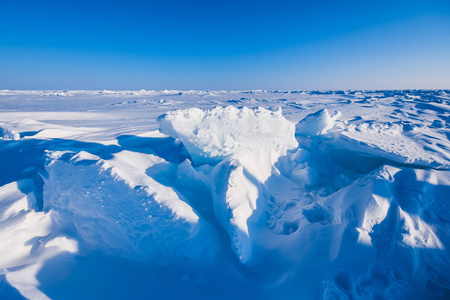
[0,89,450,299]
[295,108,341,136]
[44,150,217,262]
[159,106,298,165]
[0,126,20,140]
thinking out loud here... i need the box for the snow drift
[44,150,218,262]
[0,90,450,299]
[159,106,298,263]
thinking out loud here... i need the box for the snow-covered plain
[0,89,450,299]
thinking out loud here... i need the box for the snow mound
[296,109,341,136]
[158,106,298,164]
[0,127,20,140]
[159,106,301,263]
[44,150,218,262]
[313,165,450,299]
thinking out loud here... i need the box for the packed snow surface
[0,89,450,299]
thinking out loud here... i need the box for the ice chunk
[158,106,298,164]
[0,127,20,140]
[159,106,299,263]
[295,109,341,136]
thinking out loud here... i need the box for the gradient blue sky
[1,0,449,90]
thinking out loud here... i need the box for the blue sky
[1,0,449,90]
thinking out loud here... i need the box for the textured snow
[0,89,450,299]
[295,108,341,136]
[160,106,299,262]
[44,150,217,262]
[159,106,298,164]
[0,126,20,140]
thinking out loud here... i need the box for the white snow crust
[159,106,298,164]
[295,108,341,136]
[0,89,450,299]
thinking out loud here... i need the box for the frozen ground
[0,89,450,299]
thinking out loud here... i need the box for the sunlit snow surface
[1,89,450,299]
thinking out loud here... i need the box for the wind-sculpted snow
[0,126,19,140]
[159,106,298,262]
[0,90,450,299]
[295,108,342,136]
[44,150,218,262]
[158,106,298,165]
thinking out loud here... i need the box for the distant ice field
[0,89,449,299]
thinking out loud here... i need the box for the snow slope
[0,89,449,299]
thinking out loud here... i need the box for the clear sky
[1,0,449,90]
